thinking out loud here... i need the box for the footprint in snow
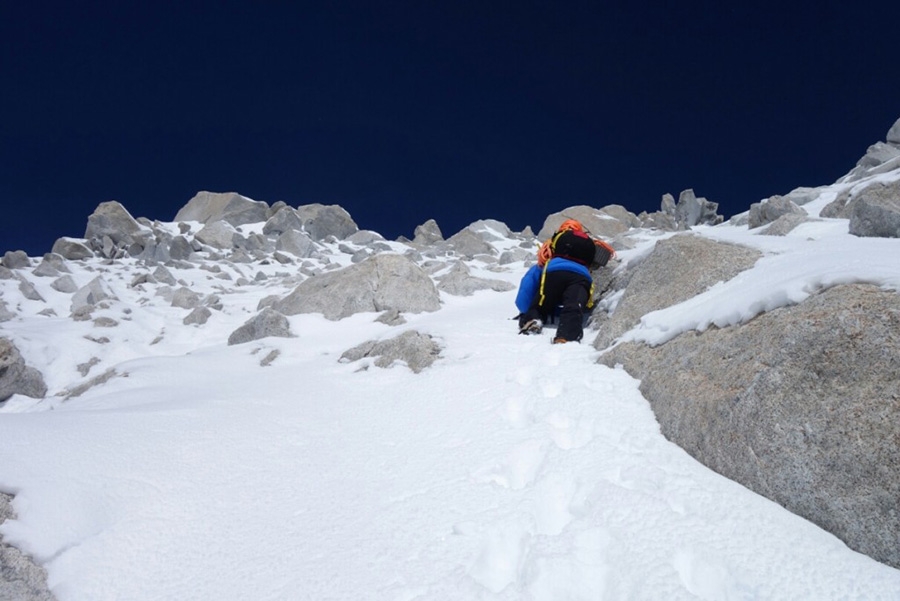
[467,522,529,593]
[499,395,534,429]
[471,439,547,490]
[545,411,595,450]
[510,366,534,387]
[524,527,612,600]
[538,376,564,399]
[531,472,580,535]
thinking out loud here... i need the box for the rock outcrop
[436,262,515,296]
[638,190,724,231]
[227,308,294,345]
[174,191,269,226]
[537,205,640,240]
[84,201,144,251]
[0,493,54,601]
[273,254,441,320]
[0,338,47,402]
[748,195,807,229]
[848,179,900,238]
[592,234,761,349]
[597,284,900,569]
[839,117,900,183]
[411,219,444,245]
[340,330,442,373]
[294,203,358,241]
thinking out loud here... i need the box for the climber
[515,219,615,344]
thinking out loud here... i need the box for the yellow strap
[537,264,549,307]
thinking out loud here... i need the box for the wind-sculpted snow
[619,234,900,346]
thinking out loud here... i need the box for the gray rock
[127,230,170,262]
[499,248,534,265]
[888,117,900,145]
[675,189,702,227]
[227,308,294,345]
[839,118,900,182]
[1,251,30,270]
[638,207,678,231]
[661,192,677,216]
[153,266,178,286]
[51,275,79,294]
[593,234,762,349]
[538,205,639,240]
[464,219,513,242]
[71,306,94,322]
[412,219,444,245]
[0,492,54,601]
[84,201,144,250]
[92,316,118,328]
[32,253,70,277]
[195,221,238,250]
[748,196,807,229]
[273,254,441,320]
[0,338,47,402]
[444,229,496,259]
[783,187,822,206]
[171,287,202,309]
[759,212,811,236]
[0,300,14,322]
[597,284,900,569]
[348,249,371,263]
[227,249,253,263]
[183,306,212,326]
[267,200,289,218]
[374,309,407,326]
[262,206,304,236]
[204,294,223,312]
[174,191,269,227]
[77,357,101,377]
[295,203,359,241]
[70,276,118,314]
[17,277,45,302]
[234,232,270,253]
[51,238,94,260]
[848,179,900,238]
[436,262,515,296]
[673,189,723,228]
[855,142,900,171]
[0,267,12,280]
[62,367,118,399]
[340,330,441,373]
[168,236,195,261]
[820,188,853,219]
[276,229,318,258]
[345,230,385,246]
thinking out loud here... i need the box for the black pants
[521,270,591,341]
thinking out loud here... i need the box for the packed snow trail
[2,286,900,600]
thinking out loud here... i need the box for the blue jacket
[515,258,592,313]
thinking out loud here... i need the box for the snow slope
[2,188,900,599]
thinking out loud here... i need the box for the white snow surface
[2,188,900,599]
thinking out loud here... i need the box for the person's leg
[555,278,591,342]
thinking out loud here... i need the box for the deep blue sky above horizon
[2,1,898,256]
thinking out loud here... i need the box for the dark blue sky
[2,1,898,256]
